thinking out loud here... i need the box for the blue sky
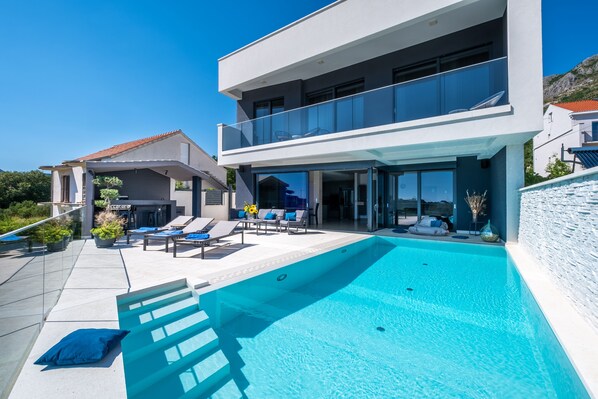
[1,0,596,171]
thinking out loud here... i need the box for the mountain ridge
[543,54,598,104]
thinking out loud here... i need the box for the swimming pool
[199,236,589,398]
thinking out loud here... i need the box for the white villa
[533,99,598,176]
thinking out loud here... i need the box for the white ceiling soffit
[219,0,507,97]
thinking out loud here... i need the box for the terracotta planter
[94,236,116,248]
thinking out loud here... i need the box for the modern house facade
[40,130,228,234]
[217,0,543,241]
[533,100,598,176]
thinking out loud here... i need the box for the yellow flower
[249,205,258,214]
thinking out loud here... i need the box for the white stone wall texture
[519,169,598,331]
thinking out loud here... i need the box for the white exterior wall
[518,167,598,331]
[111,133,226,186]
[218,0,543,168]
[49,166,86,216]
[532,105,598,176]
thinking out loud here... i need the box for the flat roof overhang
[85,160,228,191]
[218,0,507,99]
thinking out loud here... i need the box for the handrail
[0,206,86,240]
[224,56,508,127]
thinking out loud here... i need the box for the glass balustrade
[222,57,508,151]
[0,207,86,398]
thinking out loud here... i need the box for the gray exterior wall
[234,165,254,209]
[96,169,170,201]
[237,17,505,120]
[455,156,491,231]
[489,148,507,239]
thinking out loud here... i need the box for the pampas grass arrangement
[465,190,487,222]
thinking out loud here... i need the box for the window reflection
[257,172,308,209]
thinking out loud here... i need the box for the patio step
[118,281,245,398]
[117,279,188,308]
[128,349,230,398]
[118,287,193,316]
[188,377,245,399]
[119,296,198,330]
[125,326,219,384]
[122,310,211,356]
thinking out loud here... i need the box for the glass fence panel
[0,207,85,398]
[221,57,508,150]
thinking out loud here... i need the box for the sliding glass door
[389,170,454,227]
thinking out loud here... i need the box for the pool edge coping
[507,243,598,398]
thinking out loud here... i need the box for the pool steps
[117,280,244,399]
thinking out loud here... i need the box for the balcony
[221,57,508,152]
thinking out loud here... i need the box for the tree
[545,157,571,179]
[92,176,123,208]
[212,155,236,190]
[0,170,51,208]
[523,139,547,186]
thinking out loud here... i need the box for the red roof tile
[77,130,182,161]
[553,100,598,113]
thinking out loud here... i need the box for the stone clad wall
[518,168,598,330]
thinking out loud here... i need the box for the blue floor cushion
[451,235,470,239]
[186,233,210,240]
[35,328,129,366]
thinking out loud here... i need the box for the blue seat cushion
[186,233,210,240]
[285,212,296,221]
[34,328,129,366]
[264,212,276,220]
[0,234,25,242]
[155,230,183,236]
[136,227,158,231]
[238,210,246,219]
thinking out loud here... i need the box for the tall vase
[471,211,478,223]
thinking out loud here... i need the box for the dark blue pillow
[35,328,129,366]
[264,212,276,220]
[238,210,246,219]
[285,212,296,221]
[431,220,442,228]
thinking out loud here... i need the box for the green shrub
[90,210,124,240]
[32,218,73,244]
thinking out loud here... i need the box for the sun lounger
[172,220,243,258]
[126,215,193,244]
[143,217,213,252]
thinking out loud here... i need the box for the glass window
[254,98,284,146]
[257,172,308,210]
[592,122,598,141]
[180,143,190,164]
[421,171,454,219]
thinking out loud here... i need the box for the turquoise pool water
[200,237,589,398]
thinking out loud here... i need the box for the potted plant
[91,176,125,248]
[90,210,125,247]
[243,202,258,219]
[33,216,73,252]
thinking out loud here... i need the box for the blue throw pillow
[431,220,442,228]
[186,233,210,240]
[35,329,129,366]
[264,212,276,220]
[238,210,246,219]
[285,212,296,221]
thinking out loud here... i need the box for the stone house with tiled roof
[533,100,598,176]
[40,130,229,234]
